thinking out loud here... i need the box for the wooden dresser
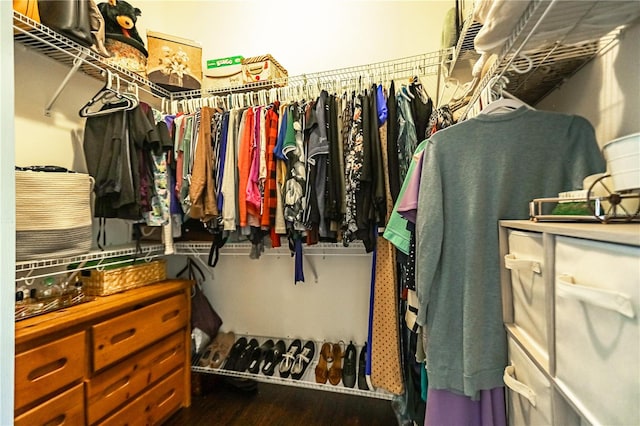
[14,279,192,425]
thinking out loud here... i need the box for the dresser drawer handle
[503,365,537,407]
[557,274,635,319]
[28,358,67,381]
[42,414,65,426]
[156,387,177,408]
[153,345,180,365]
[505,254,541,274]
[161,309,180,322]
[103,375,131,398]
[111,328,136,345]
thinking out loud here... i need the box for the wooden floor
[163,375,398,426]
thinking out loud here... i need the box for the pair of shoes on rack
[262,340,286,376]
[248,339,274,374]
[279,339,315,380]
[315,340,370,390]
[342,341,357,388]
[315,342,333,384]
[342,341,371,390]
[314,341,345,385]
[327,341,346,385]
[224,336,262,372]
[199,331,236,369]
[234,338,260,372]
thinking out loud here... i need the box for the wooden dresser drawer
[15,331,85,411]
[87,331,186,425]
[97,367,185,426]
[92,293,188,372]
[14,383,85,426]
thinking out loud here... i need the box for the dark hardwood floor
[163,375,398,426]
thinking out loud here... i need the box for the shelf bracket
[44,52,88,117]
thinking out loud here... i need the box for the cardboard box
[241,54,288,86]
[203,55,244,90]
[146,30,202,92]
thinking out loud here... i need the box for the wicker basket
[81,259,167,296]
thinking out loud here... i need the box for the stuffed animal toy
[98,0,147,56]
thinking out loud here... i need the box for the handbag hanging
[177,258,223,355]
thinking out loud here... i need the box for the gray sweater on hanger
[415,107,605,400]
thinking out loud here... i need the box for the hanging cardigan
[415,107,605,400]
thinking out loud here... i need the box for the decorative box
[241,54,288,85]
[81,258,167,296]
[146,30,202,92]
[203,55,244,90]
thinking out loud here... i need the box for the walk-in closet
[3,1,640,425]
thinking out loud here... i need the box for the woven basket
[81,259,167,296]
[16,168,94,261]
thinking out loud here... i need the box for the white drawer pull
[503,365,537,407]
[557,274,635,319]
[505,254,541,274]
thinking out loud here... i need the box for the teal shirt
[383,139,428,254]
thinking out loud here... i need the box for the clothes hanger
[399,85,413,102]
[480,76,533,115]
[79,72,135,117]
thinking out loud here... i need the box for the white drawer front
[506,230,548,367]
[555,236,640,426]
[505,336,553,426]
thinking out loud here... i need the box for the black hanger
[79,71,138,117]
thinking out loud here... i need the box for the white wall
[135,0,454,76]
[537,21,640,147]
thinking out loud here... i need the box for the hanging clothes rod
[171,50,453,101]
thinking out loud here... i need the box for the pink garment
[397,149,425,224]
[246,106,263,216]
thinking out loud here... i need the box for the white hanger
[480,76,533,115]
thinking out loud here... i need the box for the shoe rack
[169,241,391,399]
[192,334,393,400]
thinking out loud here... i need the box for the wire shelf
[13,11,171,102]
[174,241,370,257]
[170,50,453,100]
[15,243,165,273]
[458,0,640,118]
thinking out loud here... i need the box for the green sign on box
[206,55,244,69]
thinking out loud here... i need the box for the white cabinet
[499,220,640,426]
